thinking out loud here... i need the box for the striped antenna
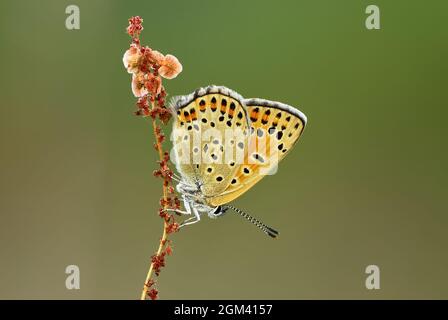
[224,205,279,238]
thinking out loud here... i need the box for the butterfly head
[208,205,229,219]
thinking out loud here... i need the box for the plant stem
[140,108,169,300]
[140,222,167,300]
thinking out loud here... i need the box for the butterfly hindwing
[207,98,307,206]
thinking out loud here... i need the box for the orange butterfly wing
[208,98,307,206]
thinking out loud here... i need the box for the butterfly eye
[213,205,223,216]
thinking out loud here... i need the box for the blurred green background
[0,0,447,299]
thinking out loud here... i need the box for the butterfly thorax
[176,181,214,212]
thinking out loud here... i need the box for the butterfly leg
[166,209,190,215]
[165,196,192,215]
[179,205,201,228]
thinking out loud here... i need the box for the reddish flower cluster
[126,16,143,41]
[151,253,166,276]
[144,279,159,300]
[148,239,174,284]
[123,17,182,105]
[153,151,181,233]
[147,288,158,300]
[123,16,183,300]
[153,152,173,185]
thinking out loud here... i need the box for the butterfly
[168,85,307,238]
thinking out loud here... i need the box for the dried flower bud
[158,108,172,124]
[158,54,183,79]
[147,49,165,66]
[144,73,162,96]
[123,44,142,74]
[158,208,167,219]
[131,72,149,97]
[165,246,173,255]
[148,288,158,300]
[127,16,144,38]
[151,253,166,276]
[145,279,155,288]
[166,222,180,234]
